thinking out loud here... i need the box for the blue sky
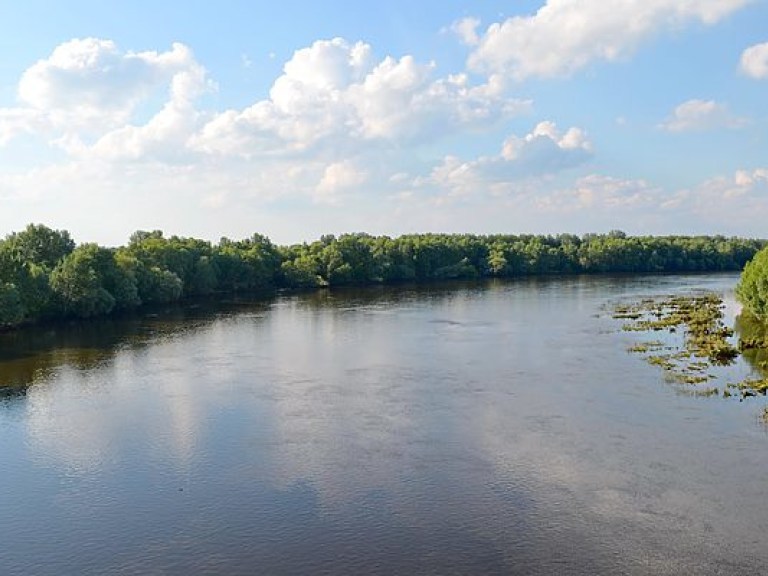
[1,0,767,245]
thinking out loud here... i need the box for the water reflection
[735,312,768,377]
[2,274,768,575]
[0,297,275,394]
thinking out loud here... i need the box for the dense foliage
[0,224,764,329]
[737,245,768,321]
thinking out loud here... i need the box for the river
[1,273,766,575]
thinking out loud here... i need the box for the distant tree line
[0,224,764,328]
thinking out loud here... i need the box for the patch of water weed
[627,340,665,354]
[614,292,768,415]
[725,377,768,399]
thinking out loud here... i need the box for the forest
[0,224,765,329]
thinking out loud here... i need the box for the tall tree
[5,224,75,270]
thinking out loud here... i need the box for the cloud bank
[0,18,765,244]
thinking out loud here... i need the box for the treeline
[0,224,764,328]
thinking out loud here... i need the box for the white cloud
[418,121,593,197]
[517,168,768,224]
[538,174,660,211]
[733,168,768,187]
[2,33,765,244]
[14,39,212,134]
[698,167,768,200]
[0,155,322,244]
[191,38,530,158]
[393,165,768,237]
[502,121,592,160]
[0,108,44,145]
[617,167,768,234]
[450,17,482,46]
[740,42,768,79]
[0,38,214,165]
[87,99,202,162]
[84,50,211,163]
[1,35,532,205]
[659,99,746,132]
[465,0,752,80]
[315,160,368,204]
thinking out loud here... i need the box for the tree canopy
[737,246,768,321]
[0,224,764,330]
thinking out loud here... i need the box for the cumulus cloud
[13,38,212,134]
[464,0,752,80]
[658,99,746,132]
[191,38,529,158]
[418,121,593,197]
[740,42,768,79]
[0,35,533,187]
[0,37,214,167]
[0,34,539,229]
[87,100,202,162]
[502,121,592,161]
[85,50,211,163]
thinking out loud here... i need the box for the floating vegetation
[694,387,720,398]
[613,292,768,410]
[618,293,739,364]
[627,340,665,353]
[728,378,768,398]
[674,374,712,386]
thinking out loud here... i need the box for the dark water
[1,274,767,575]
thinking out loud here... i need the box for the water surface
[1,274,767,575]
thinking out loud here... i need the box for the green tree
[322,234,376,285]
[133,264,183,304]
[212,234,280,291]
[50,245,117,318]
[5,224,75,269]
[0,283,25,327]
[737,246,768,321]
[0,240,54,320]
[188,256,218,296]
[280,257,321,288]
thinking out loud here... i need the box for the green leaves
[737,246,768,321]
[0,222,765,330]
[4,224,74,270]
[0,283,25,327]
[50,245,117,318]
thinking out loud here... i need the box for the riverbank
[2,225,764,331]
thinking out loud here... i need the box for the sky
[1,0,767,246]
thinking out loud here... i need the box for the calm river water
[1,274,767,575]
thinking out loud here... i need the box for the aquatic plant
[614,292,768,409]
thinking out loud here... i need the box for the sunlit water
[1,274,767,575]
